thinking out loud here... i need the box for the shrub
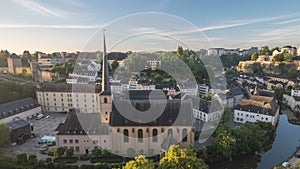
[45,157,52,163]
[53,157,79,163]
[95,162,108,169]
[54,147,65,157]
[80,164,94,169]
[91,148,102,157]
[90,156,123,163]
[28,154,37,165]
[16,152,27,165]
[47,151,54,156]
[65,148,74,157]
[80,155,90,161]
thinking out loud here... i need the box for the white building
[36,83,101,113]
[283,85,300,112]
[178,82,198,96]
[38,53,64,69]
[198,84,209,98]
[272,46,297,56]
[68,71,98,82]
[234,96,279,126]
[208,48,225,56]
[87,61,101,71]
[192,97,223,122]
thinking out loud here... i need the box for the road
[0,73,38,86]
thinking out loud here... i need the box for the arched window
[138,129,143,142]
[182,128,188,142]
[124,129,129,142]
[167,129,173,136]
[152,129,158,142]
[104,97,107,103]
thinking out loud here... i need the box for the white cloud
[275,17,300,25]
[0,24,102,29]
[13,0,63,18]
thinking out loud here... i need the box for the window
[75,146,79,152]
[152,129,158,142]
[104,97,107,103]
[138,129,143,142]
[75,139,79,144]
[69,139,73,144]
[63,139,67,144]
[167,129,173,136]
[182,128,188,142]
[124,129,129,142]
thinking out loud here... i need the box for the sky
[1,0,300,54]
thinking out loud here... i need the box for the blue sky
[1,0,300,53]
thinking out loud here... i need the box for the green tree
[159,145,208,169]
[28,154,37,166]
[65,148,74,157]
[91,147,102,157]
[251,52,259,61]
[123,155,154,169]
[204,92,212,101]
[260,46,271,55]
[176,46,184,57]
[16,152,28,165]
[214,125,237,160]
[0,123,10,147]
[283,52,293,62]
[54,147,65,157]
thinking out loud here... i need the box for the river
[209,113,300,169]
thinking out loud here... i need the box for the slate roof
[37,82,101,93]
[55,112,109,135]
[109,100,194,126]
[191,97,223,113]
[0,98,39,120]
[6,119,30,130]
[293,96,300,102]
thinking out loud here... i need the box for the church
[55,31,195,156]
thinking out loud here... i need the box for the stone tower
[99,30,112,124]
[7,53,21,75]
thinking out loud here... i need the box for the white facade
[291,87,300,97]
[56,134,110,155]
[193,108,222,122]
[208,48,225,56]
[198,84,209,97]
[36,91,100,113]
[68,71,98,82]
[234,108,279,126]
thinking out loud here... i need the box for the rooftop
[110,100,194,126]
[0,98,39,120]
[55,112,109,135]
[37,82,101,93]
[6,119,30,130]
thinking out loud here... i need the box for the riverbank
[287,146,300,167]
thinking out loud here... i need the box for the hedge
[90,156,123,163]
[53,157,78,163]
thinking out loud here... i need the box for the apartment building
[36,82,101,113]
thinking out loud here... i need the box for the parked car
[35,114,44,120]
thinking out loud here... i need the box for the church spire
[101,29,111,94]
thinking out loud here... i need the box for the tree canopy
[159,145,209,169]
[123,155,155,169]
[0,123,10,147]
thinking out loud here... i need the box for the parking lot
[11,112,67,159]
